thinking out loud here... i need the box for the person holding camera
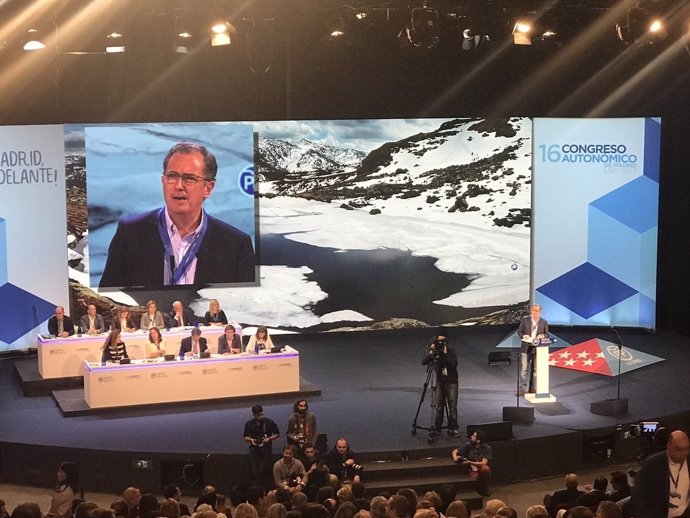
[286,399,318,451]
[273,445,306,493]
[243,404,280,486]
[451,429,493,497]
[422,332,460,437]
[324,438,363,485]
[299,442,338,499]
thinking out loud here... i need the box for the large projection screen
[0,117,664,354]
[531,117,660,329]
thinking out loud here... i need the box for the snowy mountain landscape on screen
[198,117,533,331]
[257,118,531,229]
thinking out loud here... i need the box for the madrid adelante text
[539,144,638,165]
[0,167,58,184]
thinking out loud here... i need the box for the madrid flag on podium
[548,338,664,377]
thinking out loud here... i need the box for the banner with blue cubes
[532,118,660,329]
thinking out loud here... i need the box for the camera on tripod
[428,338,446,359]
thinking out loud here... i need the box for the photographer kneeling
[422,332,459,437]
[451,429,493,497]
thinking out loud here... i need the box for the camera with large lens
[428,338,446,359]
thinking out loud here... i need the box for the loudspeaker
[488,351,511,366]
[502,406,535,424]
[590,398,628,416]
[613,433,639,462]
[467,421,513,442]
[161,461,204,489]
[584,440,609,464]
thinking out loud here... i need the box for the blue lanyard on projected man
[157,208,208,285]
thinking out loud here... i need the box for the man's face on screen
[162,150,215,223]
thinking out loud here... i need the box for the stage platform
[2,325,690,495]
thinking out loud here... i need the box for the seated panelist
[179,327,207,359]
[140,300,165,330]
[169,300,194,328]
[147,327,166,358]
[115,308,136,333]
[246,325,275,354]
[204,298,228,326]
[48,306,75,338]
[79,304,106,335]
[102,328,129,363]
[218,324,242,355]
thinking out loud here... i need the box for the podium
[524,338,556,403]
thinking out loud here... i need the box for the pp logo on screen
[238,165,254,197]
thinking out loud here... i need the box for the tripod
[411,357,450,444]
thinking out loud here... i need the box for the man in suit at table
[79,304,106,335]
[179,327,207,358]
[517,303,549,396]
[47,306,75,338]
[169,300,194,328]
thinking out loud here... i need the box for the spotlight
[616,5,668,45]
[173,14,193,54]
[328,16,347,40]
[461,28,490,51]
[511,16,558,47]
[647,18,667,39]
[512,18,533,46]
[210,21,236,47]
[105,32,125,53]
[23,28,46,51]
[398,8,440,52]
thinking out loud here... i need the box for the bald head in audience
[122,488,141,512]
[667,430,690,463]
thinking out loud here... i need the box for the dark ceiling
[0,0,688,123]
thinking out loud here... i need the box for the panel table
[83,347,300,408]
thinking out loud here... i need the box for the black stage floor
[2,326,690,455]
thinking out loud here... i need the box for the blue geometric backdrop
[536,118,659,328]
[0,215,57,345]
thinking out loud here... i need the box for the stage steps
[362,457,485,510]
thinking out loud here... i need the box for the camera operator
[324,437,363,485]
[300,442,337,498]
[273,445,306,493]
[422,332,459,437]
